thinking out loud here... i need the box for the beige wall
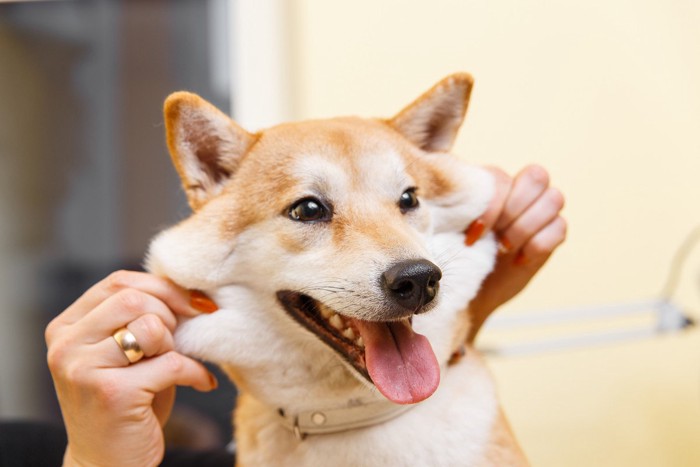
[283,1,700,465]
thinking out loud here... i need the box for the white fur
[234,350,499,467]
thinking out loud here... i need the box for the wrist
[467,294,500,343]
[62,448,85,467]
[62,446,104,467]
[469,293,497,322]
[63,440,164,467]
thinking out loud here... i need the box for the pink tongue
[354,319,440,404]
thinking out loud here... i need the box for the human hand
[45,271,219,467]
[465,165,567,343]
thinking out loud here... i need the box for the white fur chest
[234,351,499,467]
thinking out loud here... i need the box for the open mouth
[277,291,440,404]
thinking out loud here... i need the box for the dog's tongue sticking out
[354,319,440,404]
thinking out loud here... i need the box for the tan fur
[164,92,259,211]
[388,73,473,152]
[477,409,529,467]
[149,73,529,466]
[463,350,529,467]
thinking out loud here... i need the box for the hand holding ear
[466,165,567,343]
[46,272,219,467]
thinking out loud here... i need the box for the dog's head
[147,74,496,405]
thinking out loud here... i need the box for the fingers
[46,270,220,388]
[68,352,216,404]
[85,313,176,368]
[518,216,568,266]
[465,164,565,266]
[55,270,203,329]
[122,351,217,394]
[494,164,550,232]
[125,314,175,359]
[53,353,216,418]
[479,166,512,233]
[500,186,565,252]
[470,165,550,237]
[46,270,218,361]
[72,289,178,344]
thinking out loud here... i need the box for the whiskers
[431,241,479,295]
[298,278,367,314]
[433,242,466,273]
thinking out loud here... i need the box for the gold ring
[112,327,144,364]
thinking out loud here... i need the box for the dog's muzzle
[381,259,442,313]
[277,258,444,405]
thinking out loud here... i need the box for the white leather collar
[277,345,466,440]
[278,398,415,440]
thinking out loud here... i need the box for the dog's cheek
[274,224,331,255]
[412,207,433,235]
[427,164,494,234]
[146,222,237,290]
[229,222,335,287]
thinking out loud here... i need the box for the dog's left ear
[388,73,474,152]
[164,92,257,210]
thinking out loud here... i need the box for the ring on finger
[112,327,145,364]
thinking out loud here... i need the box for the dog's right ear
[388,73,474,153]
[164,92,257,210]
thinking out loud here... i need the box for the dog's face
[147,74,496,406]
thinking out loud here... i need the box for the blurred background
[1,0,699,465]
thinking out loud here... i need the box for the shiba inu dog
[146,73,528,466]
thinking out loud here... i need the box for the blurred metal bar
[481,299,694,356]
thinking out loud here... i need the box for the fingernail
[498,236,512,254]
[514,251,528,265]
[190,290,219,314]
[208,372,219,390]
[464,219,485,246]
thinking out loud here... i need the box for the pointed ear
[164,92,257,210]
[388,73,474,152]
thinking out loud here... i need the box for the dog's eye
[289,198,330,222]
[398,188,419,213]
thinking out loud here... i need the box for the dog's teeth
[319,305,333,319]
[355,336,364,348]
[342,328,356,340]
[329,314,343,330]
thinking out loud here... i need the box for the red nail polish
[465,219,485,246]
[514,251,528,265]
[190,290,219,314]
[498,236,512,253]
[208,372,219,389]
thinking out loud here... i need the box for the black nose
[382,259,442,312]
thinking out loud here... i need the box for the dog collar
[278,398,415,440]
[278,346,467,440]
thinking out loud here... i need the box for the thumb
[128,351,218,394]
[153,387,176,426]
[480,166,512,233]
[465,166,512,245]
